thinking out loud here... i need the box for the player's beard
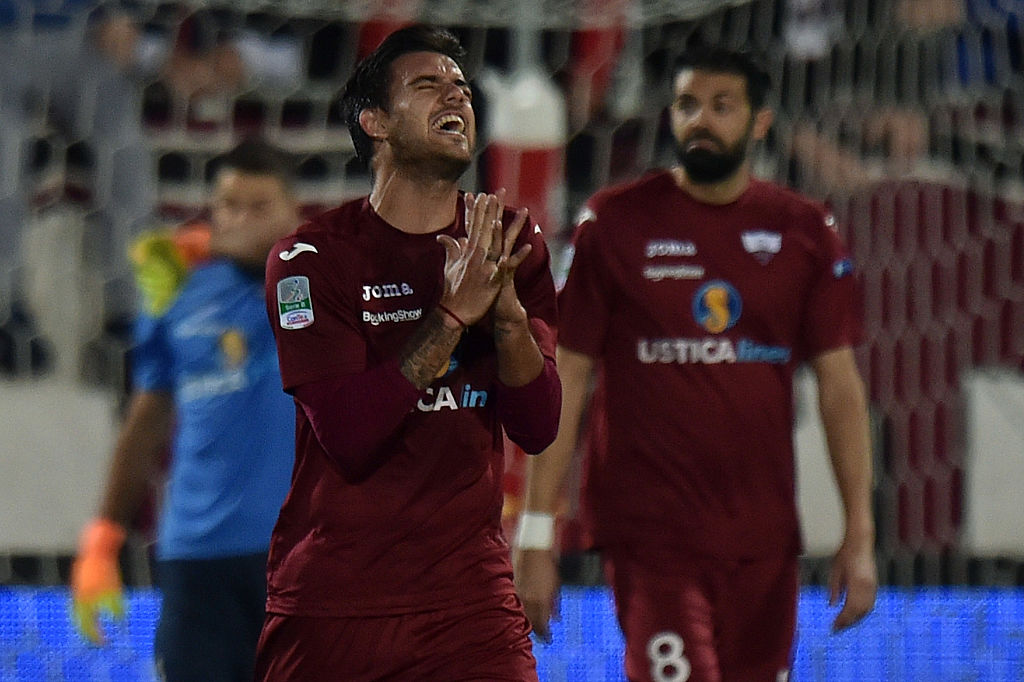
[675,125,751,184]
[428,154,472,183]
[391,128,473,183]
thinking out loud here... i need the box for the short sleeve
[130,313,173,392]
[800,212,863,358]
[556,205,612,358]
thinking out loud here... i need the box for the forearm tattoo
[399,309,464,390]
[492,317,531,347]
[492,322,516,344]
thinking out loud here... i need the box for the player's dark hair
[673,46,772,111]
[341,24,467,168]
[208,138,294,190]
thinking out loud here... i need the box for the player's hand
[491,207,532,327]
[828,533,877,632]
[437,191,506,325]
[70,519,127,645]
[130,230,189,316]
[513,548,560,643]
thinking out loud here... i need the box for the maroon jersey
[560,170,861,560]
[264,196,557,616]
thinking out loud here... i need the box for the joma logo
[362,282,414,301]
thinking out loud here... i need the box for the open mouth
[432,113,467,136]
[686,137,720,152]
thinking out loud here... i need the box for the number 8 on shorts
[646,631,691,682]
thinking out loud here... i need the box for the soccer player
[253,25,560,680]
[514,46,878,682]
[70,139,299,681]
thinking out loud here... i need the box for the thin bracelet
[437,303,467,329]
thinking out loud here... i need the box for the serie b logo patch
[277,276,314,329]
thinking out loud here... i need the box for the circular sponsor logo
[692,280,742,333]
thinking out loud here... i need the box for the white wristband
[514,512,555,550]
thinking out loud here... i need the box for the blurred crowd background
[1,0,1023,678]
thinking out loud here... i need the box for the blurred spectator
[0,4,156,269]
[788,107,932,195]
[157,7,303,103]
[781,0,983,196]
[0,2,301,383]
[896,0,964,31]
[0,4,157,382]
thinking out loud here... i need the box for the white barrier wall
[0,379,117,552]
[961,369,1024,556]
[794,369,846,556]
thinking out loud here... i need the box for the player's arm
[494,351,560,455]
[493,310,545,387]
[482,201,560,453]
[293,309,467,482]
[513,345,595,641]
[492,285,560,454]
[72,390,174,644]
[811,346,878,631]
[97,391,175,524]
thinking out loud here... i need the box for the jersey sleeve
[265,231,366,392]
[799,210,863,358]
[130,313,173,392]
[513,215,559,359]
[495,215,562,453]
[556,203,612,358]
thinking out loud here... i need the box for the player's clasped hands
[437,189,531,326]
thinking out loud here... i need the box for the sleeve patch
[277,275,315,329]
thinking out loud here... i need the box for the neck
[235,259,266,280]
[211,250,267,279]
[672,164,752,205]
[369,166,461,234]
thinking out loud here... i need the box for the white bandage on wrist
[514,512,555,550]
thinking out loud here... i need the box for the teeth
[434,114,465,133]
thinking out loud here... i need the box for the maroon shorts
[254,591,538,681]
[605,549,798,682]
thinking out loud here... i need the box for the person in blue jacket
[70,138,300,682]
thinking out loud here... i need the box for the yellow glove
[129,223,211,317]
[70,518,127,645]
[130,230,189,317]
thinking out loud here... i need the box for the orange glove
[70,518,127,644]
